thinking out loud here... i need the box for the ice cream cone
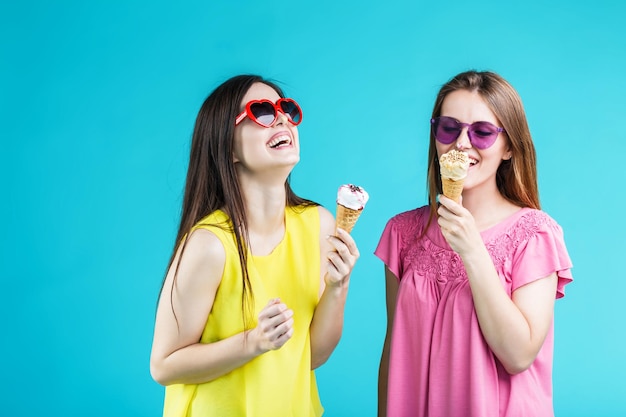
[441,177,464,203]
[335,204,363,234]
[439,150,469,203]
[335,184,368,234]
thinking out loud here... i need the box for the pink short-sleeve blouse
[375,206,573,417]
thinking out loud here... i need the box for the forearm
[461,246,537,373]
[378,267,397,417]
[309,279,349,369]
[151,330,262,386]
[377,338,390,417]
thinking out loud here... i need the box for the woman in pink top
[375,70,573,417]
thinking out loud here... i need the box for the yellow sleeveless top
[162,205,323,417]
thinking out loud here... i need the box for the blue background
[2,0,624,415]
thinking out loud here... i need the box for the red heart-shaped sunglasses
[235,98,303,128]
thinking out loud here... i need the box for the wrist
[244,329,267,357]
[324,275,350,292]
[462,243,488,261]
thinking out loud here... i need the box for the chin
[285,154,300,165]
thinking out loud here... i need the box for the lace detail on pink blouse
[395,207,559,285]
[486,210,555,268]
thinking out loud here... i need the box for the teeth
[267,135,291,148]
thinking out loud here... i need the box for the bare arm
[378,267,399,417]
[438,196,558,374]
[150,229,295,385]
[462,244,557,374]
[309,206,359,369]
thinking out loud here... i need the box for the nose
[274,111,289,126]
[455,127,472,149]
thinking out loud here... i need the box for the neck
[462,186,520,231]
[235,164,293,227]
[243,184,287,233]
[237,174,289,255]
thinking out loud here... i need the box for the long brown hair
[160,74,315,329]
[426,70,540,225]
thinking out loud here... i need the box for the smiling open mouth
[267,135,291,149]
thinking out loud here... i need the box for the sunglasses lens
[469,122,500,149]
[249,101,277,126]
[280,100,302,125]
[433,117,461,144]
[432,117,502,149]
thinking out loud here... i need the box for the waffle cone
[336,204,363,234]
[441,177,464,202]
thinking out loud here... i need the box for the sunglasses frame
[235,98,302,128]
[431,116,505,150]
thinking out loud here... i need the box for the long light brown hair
[160,74,316,329]
[426,70,540,226]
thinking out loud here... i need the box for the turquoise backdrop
[2,0,625,415]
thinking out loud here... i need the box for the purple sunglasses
[431,116,505,150]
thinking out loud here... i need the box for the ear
[503,148,512,161]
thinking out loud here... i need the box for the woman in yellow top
[150,74,360,417]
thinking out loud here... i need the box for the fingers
[326,251,351,278]
[328,228,360,259]
[437,205,465,237]
[256,299,294,350]
[436,195,482,256]
[437,194,463,216]
[325,228,360,286]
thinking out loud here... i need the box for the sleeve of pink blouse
[511,217,573,299]
[374,217,403,281]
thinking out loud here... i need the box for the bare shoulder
[183,228,226,261]
[169,228,226,292]
[317,205,335,235]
